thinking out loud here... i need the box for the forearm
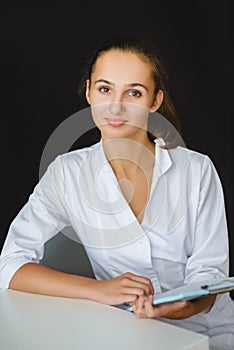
[189,294,216,316]
[9,266,155,306]
[9,263,98,300]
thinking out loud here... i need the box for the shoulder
[164,145,222,186]
[42,141,101,181]
[168,145,213,170]
[169,145,208,160]
[57,141,101,167]
[168,146,223,188]
[156,138,212,170]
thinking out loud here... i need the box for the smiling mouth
[104,118,128,127]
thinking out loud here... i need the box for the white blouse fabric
[0,138,234,348]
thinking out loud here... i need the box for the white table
[0,290,209,350]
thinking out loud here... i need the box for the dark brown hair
[78,34,183,148]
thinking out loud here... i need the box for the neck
[102,136,155,177]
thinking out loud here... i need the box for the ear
[85,79,91,105]
[150,89,163,113]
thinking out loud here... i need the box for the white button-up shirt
[1,138,234,344]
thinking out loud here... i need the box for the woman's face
[86,50,163,141]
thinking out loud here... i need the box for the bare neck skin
[102,133,155,177]
[102,134,156,224]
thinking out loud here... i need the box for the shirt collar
[154,138,173,178]
[96,138,173,177]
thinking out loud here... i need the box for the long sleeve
[184,155,229,284]
[0,155,70,290]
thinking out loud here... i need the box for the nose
[109,102,125,116]
[108,94,125,116]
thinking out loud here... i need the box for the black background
[0,1,233,293]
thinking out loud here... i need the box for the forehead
[92,50,153,83]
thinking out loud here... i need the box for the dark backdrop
[0,1,233,293]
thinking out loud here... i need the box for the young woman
[0,34,233,349]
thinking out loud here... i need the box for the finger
[121,279,152,297]
[144,295,156,318]
[134,296,148,318]
[176,301,189,307]
[133,306,147,318]
[129,275,154,295]
[122,276,153,296]
[119,294,138,305]
[123,273,154,295]
[122,287,147,298]
[146,300,190,319]
[135,295,145,310]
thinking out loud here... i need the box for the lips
[104,118,127,127]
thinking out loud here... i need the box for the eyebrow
[94,79,148,92]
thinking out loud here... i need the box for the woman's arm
[132,294,216,319]
[184,155,229,284]
[2,152,155,304]
[9,263,154,306]
[133,155,228,319]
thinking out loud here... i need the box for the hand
[132,294,216,320]
[91,272,154,306]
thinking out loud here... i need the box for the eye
[98,86,111,94]
[128,90,142,97]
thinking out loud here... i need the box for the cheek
[90,104,107,126]
[88,89,107,105]
[127,104,149,128]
